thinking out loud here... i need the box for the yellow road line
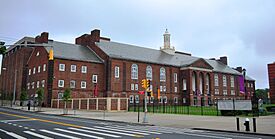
[0,112,82,128]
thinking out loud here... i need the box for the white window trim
[81,66,87,73]
[70,80,76,88]
[174,97,178,103]
[135,84,138,91]
[29,69,31,75]
[37,81,40,88]
[214,74,219,87]
[174,73,177,83]
[174,86,178,93]
[59,64,65,71]
[43,64,46,71]
[131,84,135,91]
[160,67,166,82]
[146,66,152,80]
[115,66,119,78]
[71,65,76,72]
[58,80,64,88]
[38,66,41,73]
[129,95,134,103]
[33,67,36,74]
[223,75,227,87]
[131,64,138,80]
[92,75,98,83]
[135,95,139,103]
[81,81,87,89]
[41,80,45,88]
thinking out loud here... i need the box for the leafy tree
[0,41,6,55]
[36,88,44,111]
[255,88,269,104]
[20,89,28,108]
[62,88,71,114]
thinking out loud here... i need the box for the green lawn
[129,105,221,116]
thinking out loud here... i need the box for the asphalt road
[0,107,273,139]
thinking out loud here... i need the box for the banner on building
[239,76,245,94]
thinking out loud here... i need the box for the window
[131,84,135,91]
[223,90,227,95]
[37,81,40,88]
[43,64,46,71]
[29,69,31,75]
[215,89,219,95]
[71,65,76,72]
[163,86,166,92]
[38,66,41,73]
[163,96,167,103]
[159,96,163,103]
[183,79,187,90]
[59,64,65,71]
[231,90,235,95]
[160,67,166,82]
[174,73,177,83]
[131,64,138,79]
[58,80,64,87]
[58,92,63,99]
[81,81,86,89]
[146,66,152,80]
[174,97,178,103]
[174,87,177,93]
[183,98,186,104]
[36,51,40,56]
[214,74,219,86]
[135,84,138,90]
[70,80,76,88]
[223,75,227,87]
[31,82,35,89]
[33,67,36,74]
[41,80,45,88]
[27,83,30,90]
[92,75,98,83]
[247,83,250,88]
[160,86,163,92]
[251,83,253,88]
[129,95,134,103]
[230,76,234,87]
[81,66,87,73]
[135,95,139,103]
[115,66,119,78]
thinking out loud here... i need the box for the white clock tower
[161,29,175,54]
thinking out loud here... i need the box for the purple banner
[239,76,245,94]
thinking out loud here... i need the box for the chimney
[209,58,216,60]
[35,32,49,43]
[235,67,243,73]
[91,29,100,42]
[219,56,228,65]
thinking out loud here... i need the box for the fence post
[201,99,203,116]
[163,101,165,113]
[134,99,136,112]
[216,99,219,116]
[138,100,140,122]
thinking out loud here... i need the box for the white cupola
[160,29,175,55]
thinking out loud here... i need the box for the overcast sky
[0,0,274,89]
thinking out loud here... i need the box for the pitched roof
[96,40,242,75]
[44,41,103,63]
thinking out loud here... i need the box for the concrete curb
[192,128,275,137]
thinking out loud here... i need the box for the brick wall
[268,63,275,104]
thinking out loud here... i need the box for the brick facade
[268,63,275,104]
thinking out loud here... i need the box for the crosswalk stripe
[104,126,162,134]
[40,129,81,139]
[81,127,143,137]
[23,131,53,139]
[0,128,26,139]
[54,128,104,139]
[93,126,149,135]
[69,127,121,138]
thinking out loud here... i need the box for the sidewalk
[4,106,275,135]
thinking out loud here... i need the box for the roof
[44,41,103,63]
[96,40,242,75]
[245,75,255,81]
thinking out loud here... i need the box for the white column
[87,98,89,110]
[71,99,74,109]
[96,98,98,110]
[79,99,81,109]
[117,98,121,111]
[107,98,111,111]
[57,99,59,109]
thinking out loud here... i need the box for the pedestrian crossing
[0,125,204,139]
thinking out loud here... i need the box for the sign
[138,91,144,95]
[218,100,252,110]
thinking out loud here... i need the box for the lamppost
[1,67,7,106]
[243,68,247,100]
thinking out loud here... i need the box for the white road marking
[24,127,29,129]
[0,129,27,139]
[24,131,53,139]
[8,123,12,125]
[104,126,162,134]
[181,132,232,139]
[30,129,36,131]
[82,126,141,137]
[94,126,149,135]
[69,127,121,138]
[40,129,81,139]
[12,124,17,126]
[54,128,104,139]
[202,132,262,139]
[0,119,36,122]
[117,126,173,133]
[18,125,23,128]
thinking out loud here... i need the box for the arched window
[223,75,227,87]
[160,67,166,82]
[131,64,138,79]
[146,66,152,80]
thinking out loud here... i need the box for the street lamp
[243,68,247,100]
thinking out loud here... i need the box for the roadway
[0,107,272,139]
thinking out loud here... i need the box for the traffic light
[146,79,151,88]
[141,79,147,89]
[157,88,160,99]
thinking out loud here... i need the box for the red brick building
[268,62,275,104]
[0,29,255,106]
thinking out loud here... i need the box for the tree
[255,88,269,104]
[0,41,6,55]
[20,89,28,109]
[36,88,44,111]
[62,88,71,114]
